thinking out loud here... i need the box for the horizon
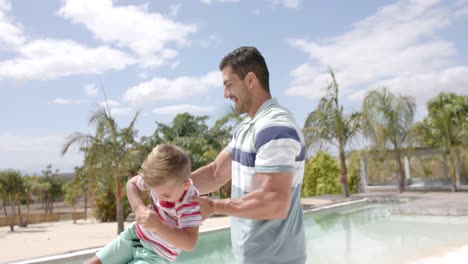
[1,0,467,174]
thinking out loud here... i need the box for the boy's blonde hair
[141,144,191,187]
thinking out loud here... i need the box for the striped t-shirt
[226,98,307,264]
[134,175,202,261]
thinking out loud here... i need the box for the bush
[301,151,341,197]
[347,151,361,194]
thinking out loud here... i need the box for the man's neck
[247,94,272,118]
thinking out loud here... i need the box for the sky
[0,0,467,175]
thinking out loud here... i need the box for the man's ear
[246,72,256,88]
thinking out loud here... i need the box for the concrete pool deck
[1,191,468,264]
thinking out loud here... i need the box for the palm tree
[214,106,243,129]
[64,166,90,220]
[209,106,243,198]
[40,164,64,213]
[62,105,141,234]
[20,175,41,227]
[361,87,415,192]
[413,92,468,191]
[0,170,26,231]
[303,68,360,197]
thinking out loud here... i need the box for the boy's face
[152,179,191,203]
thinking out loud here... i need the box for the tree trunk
[115,175,124,234]
[84,189,88,220]
[449,150,457,192]
[17,203,24,227]
[24,201,30,227]
[2,200,8,216]
[9,195,15,232]
[339,146,350,197]
[395,150,405,192]
[44,194,48,213]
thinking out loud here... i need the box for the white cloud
[0,133,83,174]
[99,100,133,116]
[369,66,468,103]
[52,98,87,105]
[455,5,468,16]
[58,0,197,68]
[268,0,301,9]
[84,83,98,96]
[285,63,329,99]
[287,0,468,106]
[99,100,120,108]
[167,4,182,17]
[198,34,222,48]
[0,39,135,81]
[0,0,26,49]
[282,0,300,9]
[123,71,222,106]
[152,104,215,115]
[169,60,180,70]
[0,0,10,10]
[200,0,240,5]
[54,98,71,105]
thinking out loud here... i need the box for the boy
[86,144,202,264]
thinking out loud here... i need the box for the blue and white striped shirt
[226,98,307,264]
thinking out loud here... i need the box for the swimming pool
[49,202,468,264]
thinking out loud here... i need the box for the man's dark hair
[219,46,270,93]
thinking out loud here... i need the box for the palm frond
[61,132,94,156]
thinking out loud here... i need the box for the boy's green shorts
[96,222,169,264]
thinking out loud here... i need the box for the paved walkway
[1,191,467,263]
[302,191,468,215]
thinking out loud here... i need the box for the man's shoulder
[255,108,300,132]
[258,101,296,121]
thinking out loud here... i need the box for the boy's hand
[190,196,216,220]
[136,207,160,231]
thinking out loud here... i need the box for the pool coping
[303,198,369,214]
[6,224,232,264]
[8,200,370,264]
[9,195,465,264]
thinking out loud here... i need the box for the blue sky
[1,0,467,174]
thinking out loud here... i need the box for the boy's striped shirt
[134,176,202,261]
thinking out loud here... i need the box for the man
[191,46,306,264]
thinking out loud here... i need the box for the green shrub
[346,151,361,194]
[302,151,341,197]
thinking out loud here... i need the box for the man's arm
[192,172,292,220]
[191,149,232,195]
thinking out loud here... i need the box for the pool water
[304,204,468,264]
[69,203,468,264]
[174,228,234,263]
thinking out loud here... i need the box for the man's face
[152,179,190,203]
[222,66,251,115]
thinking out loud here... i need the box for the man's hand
[135,207,160,231]
[191,196,216,220]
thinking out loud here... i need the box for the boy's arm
[138,208,199,251]
[191,149,232,195]
[126,175,148,216]
[127,175,199,251]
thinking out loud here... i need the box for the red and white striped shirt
[134,175,202,261]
